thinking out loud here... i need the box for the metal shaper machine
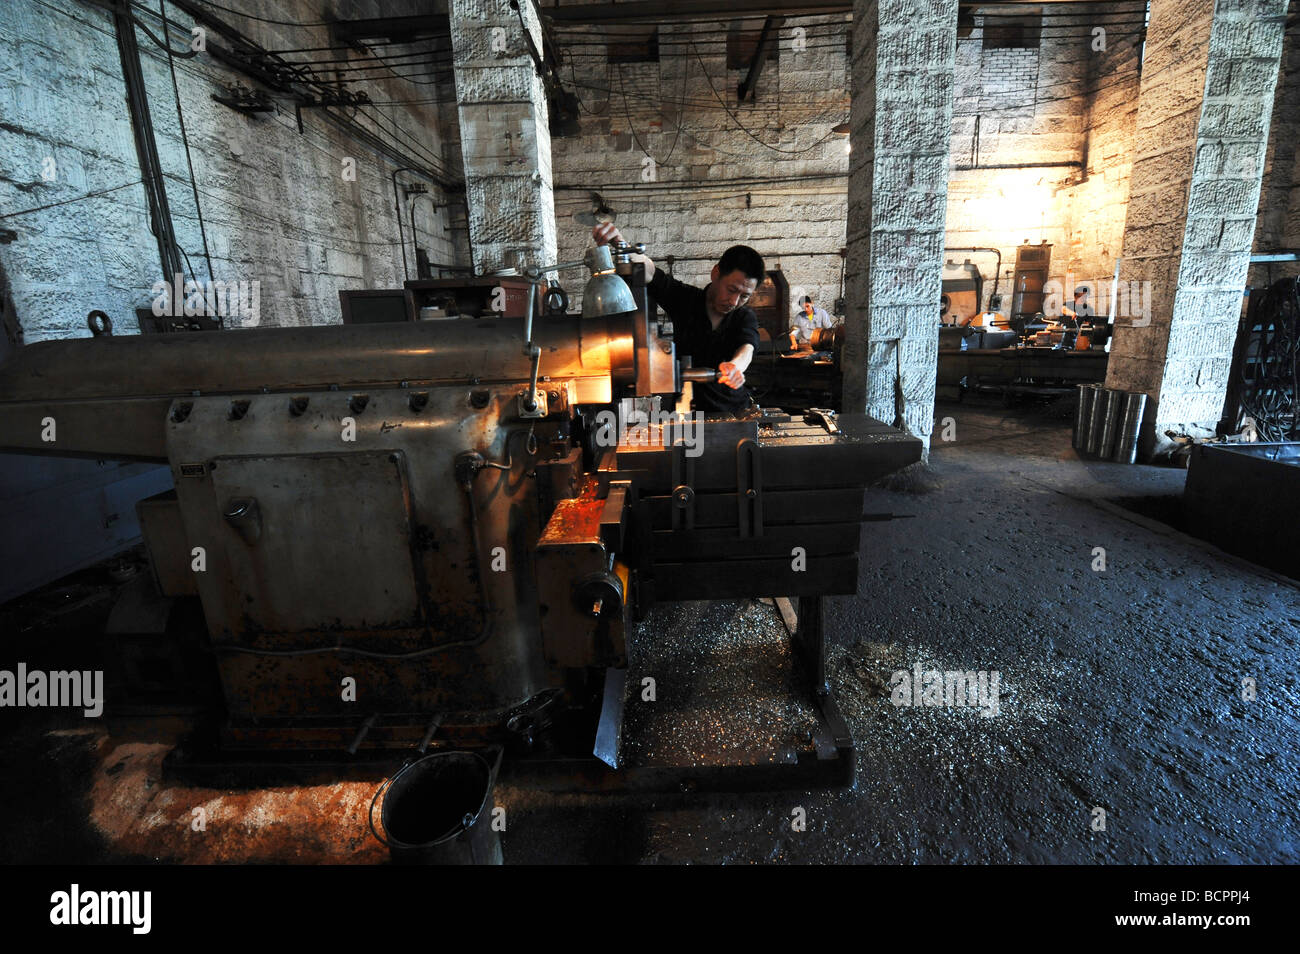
[0,246,921,788]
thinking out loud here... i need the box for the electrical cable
[161,0,214,285]
[576,73,845,160]
[301,56,453,76]
[128,9,201,57]
[276,47,445,67]
[190,0,335,28]
[0,180,145,220]
[116,0,460,183]
[614,55,685,169]
[259,40,403,55]
[355,104,456,180]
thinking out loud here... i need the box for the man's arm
[718,311,760,388]
[592,223,655,279]
[719,344,755,386]
[646,269,701,321]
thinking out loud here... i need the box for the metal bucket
[1074,384,1097,449]
[1111,391,1148,464]
[369,750,503,865]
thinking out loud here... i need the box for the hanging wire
[161,0,214,285]
[190,0,336,28]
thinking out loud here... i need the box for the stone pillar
[1106,0,1287,455]
[842,0,958,455]
[1249,14,1300,283]
[449,0,556,275]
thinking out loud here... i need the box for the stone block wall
[550,12,852,311]
[843,0,957,450]
[550,5,1142,324]
[1106,0,1287,450]
[950,4,1143,313]
[0,0,466,343]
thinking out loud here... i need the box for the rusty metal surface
[166,386,551,724]
[537,477,626,672]
[537,477,605,546]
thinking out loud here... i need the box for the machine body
[0,255,922,779]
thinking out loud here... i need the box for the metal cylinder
[1099,387,1123,459]
[1074,384,1096,449]
[0,315,639,403]
[1112,391,1148,464]
[1086,386,1109,455]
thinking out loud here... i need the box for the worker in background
[1062,285,1095,324]
[1056,285,1094,350]
[592,223,762,414]
[789,295,836,350]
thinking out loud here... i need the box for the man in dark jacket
[592,223,763,414]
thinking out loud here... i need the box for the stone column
[842,0,958,455]
[449,0,556,275]
[1105,0,1287,455]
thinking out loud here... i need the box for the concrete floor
[1,396,1296,864]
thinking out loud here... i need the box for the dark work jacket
[647,269,761,413]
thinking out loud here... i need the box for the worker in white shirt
[789,295,836,350]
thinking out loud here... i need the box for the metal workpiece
[0,314,657,456]
[0,395,174,461]
[611,411,920,493]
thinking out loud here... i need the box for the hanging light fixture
[574,192,616,227]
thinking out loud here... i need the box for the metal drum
[1086,387,1109,455]
[1112,391,1148,464]
[1098,388,1123,459]
[1074,384,1097,449]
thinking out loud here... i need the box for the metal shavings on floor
[621,600,821,768]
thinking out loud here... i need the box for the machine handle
[543,284,569,315]
[223,497,262,544]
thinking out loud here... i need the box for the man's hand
[717,361,745,389]
[591,223,655,279]
[592,223,623,246]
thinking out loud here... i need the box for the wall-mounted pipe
[112,0,184,285]
[952,162,1083,171]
